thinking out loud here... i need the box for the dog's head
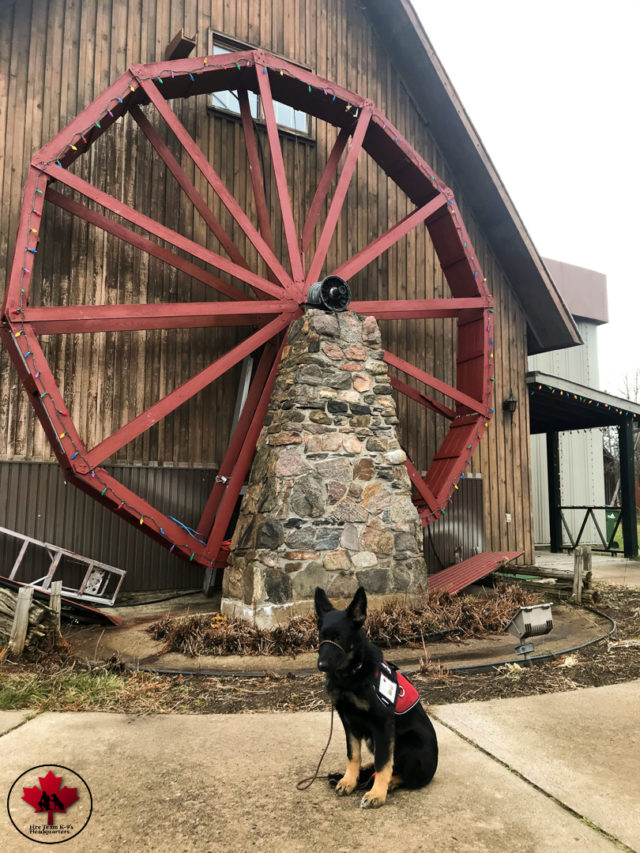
[314,586,367,675]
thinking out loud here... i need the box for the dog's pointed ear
[314,587,334,619]
[347,586,367,628]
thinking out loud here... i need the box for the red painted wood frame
[1,49,495,572]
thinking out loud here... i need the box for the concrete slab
[436,680,640,851]
[0,710,33,736]
[536,550,640,589]
[0,711,614,852]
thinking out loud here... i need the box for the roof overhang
[364,0,582,355]
[527,371,640,434]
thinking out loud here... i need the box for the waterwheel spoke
[349,297,489,320]
[404,457,440,516]
[301,126,350,255]
[256,68,305,284]
[197,340,278,537]
[390,375,455,421]
[205,336,286,559]
[383,349,486,415]
[305,107,372,289]
[130,104,249,272]
[46,188,250,303]
[41,164,283,299]
[333,195,447,282]
[22,301,285,334]
[237,89,276,257]
[84,311,297,470]
[138,76,293,289]
[69,465,208,560]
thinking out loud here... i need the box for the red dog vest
[395,671,420,714]
[375,663,421,715]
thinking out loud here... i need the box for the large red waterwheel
[1,49,495,575]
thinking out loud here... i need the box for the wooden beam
[22,301,285,334]
[42,164,283,299]
[349,297,488,320]
[197,341,277,536]
[256,68,304,284]
[404,457,440,515]
[84,312,297,469]
[137,75,294,289]
[46,188,251,303]
[301,126,349,254]
[9,586,34,656]
[383,350,485,415]
[390,375,455,420]
[204,337,286,560]
[1,167,45,317]
[165,28,197,61]
[333,194,447,282]
[305,107,372,290]
[130,104,249,271]
[237,88,276,256]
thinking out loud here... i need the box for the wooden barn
[0,0,582,594]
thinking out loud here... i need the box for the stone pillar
[221,308,428,626]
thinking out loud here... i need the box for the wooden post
[547,431,562,552]
[619,422,638,558]
[8,586,34,656]
[50,580,63,636]
[202,567,217,598]
[573,546,588,604]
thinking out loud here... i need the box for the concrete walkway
[536,550,640,588]
[1,681,638,852]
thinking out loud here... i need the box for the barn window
[207,30,313,139]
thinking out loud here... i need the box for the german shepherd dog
[315,586,438,808]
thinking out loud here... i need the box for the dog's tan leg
[388,774,403,792]
[335,733,361,796]
[360,750,394,809]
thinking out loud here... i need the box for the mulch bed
[146,584,540,657]
[1,583,638,714]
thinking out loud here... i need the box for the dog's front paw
[359,790,386,809]
[335,776,357,796]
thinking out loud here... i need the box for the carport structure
[527,371,640,557]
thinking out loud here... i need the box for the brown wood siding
[0,0,534,563]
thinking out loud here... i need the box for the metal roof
[428,551,524,595]
[527,371,640,434]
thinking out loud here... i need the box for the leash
[297,641,368,790]
[296,704,335,790]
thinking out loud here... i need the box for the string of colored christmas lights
[7,50,500,538]
[529,384,638,419]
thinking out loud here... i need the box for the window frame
[207,29,315,142]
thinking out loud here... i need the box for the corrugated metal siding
[529,319,606,546]
[423,474,484,570]
[0,460,217,591]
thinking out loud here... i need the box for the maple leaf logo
[22,769,79,826]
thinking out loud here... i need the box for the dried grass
[147,584,540,658]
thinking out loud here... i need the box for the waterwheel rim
[1,49,495,571]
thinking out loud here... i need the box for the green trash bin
[606,509,620,548]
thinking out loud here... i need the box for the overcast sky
[412,0,639,397]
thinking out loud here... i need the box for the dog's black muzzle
[317,639,347,674]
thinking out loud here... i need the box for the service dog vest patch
[374,663,420,715]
